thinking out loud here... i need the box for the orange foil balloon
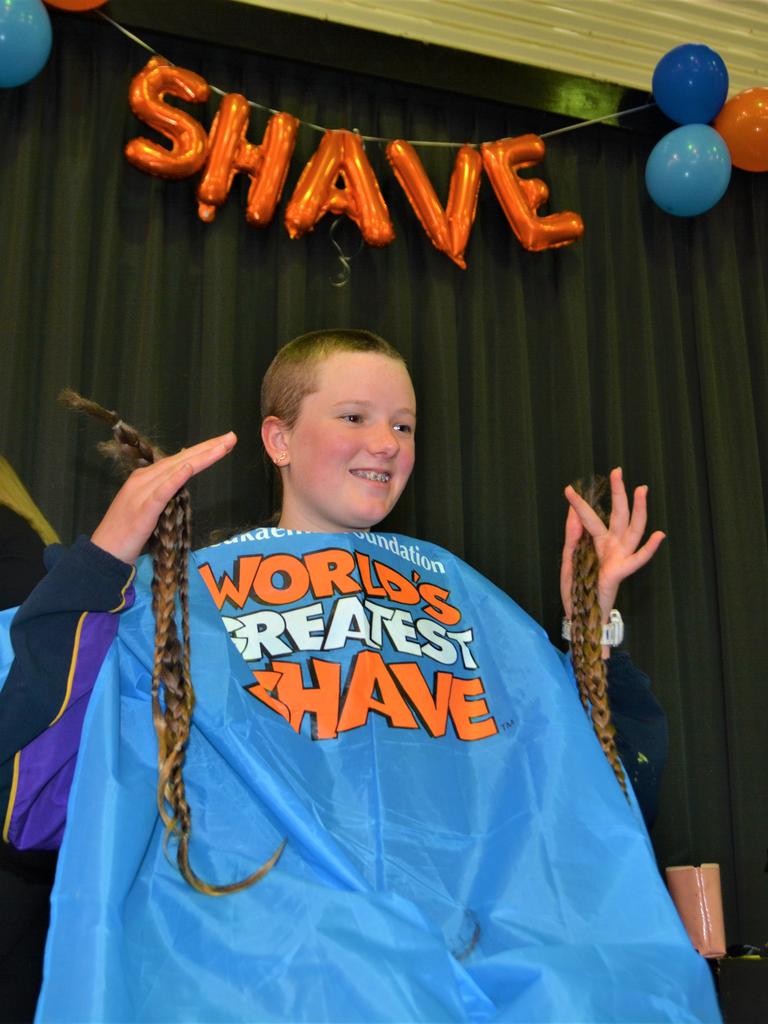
[481,135,584,251]
[714,88,768,172]
[197,97,299,224]
[386,140,482,268]
[285,130,394,246]
[125,58,210,180]
[44,1,108,9]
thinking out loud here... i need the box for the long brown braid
[568,476,628,798]
[60,389,284,894]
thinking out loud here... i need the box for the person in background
[0,457,60,1024]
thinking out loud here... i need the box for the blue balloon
[645,124,731,217]
[0,0,52,89]
[652,43,729,125]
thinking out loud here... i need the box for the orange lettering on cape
[253,554,310,605]
[198,555,262,610]
[248,668,290,722]
[354,552,387,597]
[417,583,461,626]
[374,561,420,605]
[304,548,360,598]
[448,675,498,740]
[245,652,498,743]
[337,652,419,732]
[389,662,452,737]
[252,660,341,739]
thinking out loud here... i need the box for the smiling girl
[0,329,718,1023]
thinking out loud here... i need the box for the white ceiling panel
[231,0,768,96]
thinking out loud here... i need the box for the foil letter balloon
[386,141,482,268]
[125,58,210,180]
[481,135,584,251]
[285,130,395,246]
[197,98,299,224]
[43,1,108,9]
[43,0,108,9]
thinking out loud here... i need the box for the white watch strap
[561,608,624,646]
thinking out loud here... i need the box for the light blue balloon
[0,0,53,89]
[645,123,731,217]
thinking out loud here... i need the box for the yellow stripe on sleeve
[2,751,21,844]
[48,565,135,728]
[48,611,89,727]
[110,565,136,613]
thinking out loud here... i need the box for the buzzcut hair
[260,328,407,430]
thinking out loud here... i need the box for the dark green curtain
[1,13,766,944]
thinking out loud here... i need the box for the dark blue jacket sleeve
[0,538,134,849]
[606,650,668,828]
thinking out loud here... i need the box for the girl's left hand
[560,467,666,624]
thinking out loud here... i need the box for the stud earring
[275,452,287,464]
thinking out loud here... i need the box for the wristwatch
[561,608,624,646]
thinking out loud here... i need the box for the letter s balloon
[125,58,210,180]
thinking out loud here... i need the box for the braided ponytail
[568,476,628,798]
[60,390,283,894]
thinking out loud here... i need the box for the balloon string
[96,10,655,151]
[96,11,158,56]
[540,103,657,138]
[329,218,365,287]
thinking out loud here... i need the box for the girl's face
[265,351,416,533]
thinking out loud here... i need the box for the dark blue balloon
[0,0,52,88]
[645,124,731,217]
[652,44,729,125]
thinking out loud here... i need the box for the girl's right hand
[90,432,237,565]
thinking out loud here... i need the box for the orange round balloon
[44,1,108,11]
[714,87,768,172]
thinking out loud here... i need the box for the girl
[0,330,718,1022]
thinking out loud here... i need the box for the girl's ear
[261,416,290,466]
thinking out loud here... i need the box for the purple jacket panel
[8,599,133,849]
[1,537,136,852]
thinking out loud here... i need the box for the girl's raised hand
[90,432,237,565]
[560,467,665,622]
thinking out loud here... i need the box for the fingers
[560,505,582,619]
[158,432,237,479]
[562,504,584,550]
[608,467,629,534]
[147,433,237,504]
[624,483,650,551]
[564,484,607,540]
[620,530,666,575]
[91,431,236,564]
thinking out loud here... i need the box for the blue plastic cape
[14,530,720,1021]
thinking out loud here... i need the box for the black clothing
[0,507,55,1024]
